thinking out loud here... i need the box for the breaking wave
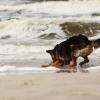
[0,18,66,40]
[0,18,100,42]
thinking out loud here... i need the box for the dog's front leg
[63,57,77,72]
[42,60,63,68]
[42,62,54,67]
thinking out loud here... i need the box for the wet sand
[0,72,100,100]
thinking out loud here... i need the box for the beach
[0,72,100,100]
[0,0,100,100]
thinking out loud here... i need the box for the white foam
[0,19,66,40]
[1,64,100,75]
[85,66,100,72]
[0,44,52,54]
[0,1,100,16]
[0,17,100,41]
[0,65,60,75]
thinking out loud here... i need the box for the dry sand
[0,72,100,100]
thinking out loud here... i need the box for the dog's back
[66,34,91,48]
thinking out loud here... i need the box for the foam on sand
[85,66,100,72]
[0,65,100,75]
[0,65,60,75]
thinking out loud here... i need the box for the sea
[0,0,100,75]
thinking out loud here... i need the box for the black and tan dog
[42,34,100,70]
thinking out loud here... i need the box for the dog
[42,34,91,69]
[42,34,100,70]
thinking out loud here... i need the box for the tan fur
[74,45,93,57]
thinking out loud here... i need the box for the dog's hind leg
[79,56,89,66]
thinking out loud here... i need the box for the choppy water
[0,0,100,74]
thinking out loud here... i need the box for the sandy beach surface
[0,72,100,100]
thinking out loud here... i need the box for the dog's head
[46,49,57,62]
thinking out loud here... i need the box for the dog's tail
[91,38,100,49]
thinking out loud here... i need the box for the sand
[0,72,100,100]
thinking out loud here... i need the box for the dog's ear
[46,50,52,53]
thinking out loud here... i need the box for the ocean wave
[60,22,100,36]
[0,1,100,20]
[39,32,65,39]
[0,18,65,40]
[0,18,100,41]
